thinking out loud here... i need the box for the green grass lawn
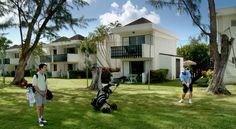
[0,77,236,129]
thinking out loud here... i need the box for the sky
[2,0,236,47]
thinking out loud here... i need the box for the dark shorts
[182,83,193,93]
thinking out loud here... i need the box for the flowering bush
[206,69,213,79]
[201,70,207,77]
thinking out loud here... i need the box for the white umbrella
[184,60,197,66]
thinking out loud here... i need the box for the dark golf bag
[91,83,119,113]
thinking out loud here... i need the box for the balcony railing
[111,45,142,58]
[40,55,52,63]
[54,54,67,62]
[40,54,79,63]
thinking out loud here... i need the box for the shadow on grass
[0,85,236,129]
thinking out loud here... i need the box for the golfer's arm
[34,86,41,93]
[45,85,48,93]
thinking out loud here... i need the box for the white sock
[38,118,42,122]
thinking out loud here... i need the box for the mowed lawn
[0,77,236,129]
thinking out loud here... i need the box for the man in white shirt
[32,64,48,127]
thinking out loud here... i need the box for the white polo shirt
[32,72,48,91]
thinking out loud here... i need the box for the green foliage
[79,36,97,55]
[177,38,211,72]
[147,0,207,34]
[1,1,93,83]
[31,43,46,57]
[10,71,15,77]
[68,70,80,79]
[0,36,12,50]
[150,69,169,83]
[46,71,52,78]
[30,69,37,77]
[195,77,209,87]
[24,70,31,77]
[78,70,92,78]
[79,25,111,56]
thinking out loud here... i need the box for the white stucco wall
[217,7,236,84]
[123,61,129,76]
[159,55,172,79]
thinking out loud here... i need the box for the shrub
[150,69,169,83]
[206,69,213,79]
[195,77,209,87]
[46,71,52,78]
[201,70,207,77]
[78,70,92,78]
[24,69,31,77]
[30,69,37,77]
[68,70,80,79]
[10,71,15,77]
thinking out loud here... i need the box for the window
[53,64,57,71]
[15,53,19,58]
[233,57,236,64]
[122,37,129,46]
[129,35,145,45]
[68,64,76,71]
[130,61,144,74]
[231,20,236,27]
[67,48,76,54]
[53,49,57,55]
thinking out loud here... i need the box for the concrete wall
[217,8,236,84]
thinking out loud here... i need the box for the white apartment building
[216,6,236,84]
[0,45,38,76]
[108,17,183,82]
[40,34,96,77]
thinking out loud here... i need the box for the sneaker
[178,99,184,103]
[189,99,192,104]
[41,118,48,124]
[38,121,44,127]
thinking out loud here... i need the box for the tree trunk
[11,51,31,85]
[207,34,234,95]
[89,67,103,90]
[207,63,231,95]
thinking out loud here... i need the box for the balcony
[111,44,154,59]
[40,55,52,63]
[54,54,67,62]
[40,54,79,63]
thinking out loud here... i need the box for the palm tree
[94,25,112,67]
[79,25,113,90]
[109,20,122,28]
[79,34,97,88]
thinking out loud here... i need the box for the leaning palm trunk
[89,67,103,90]
[207,34,234,95]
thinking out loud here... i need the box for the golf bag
[91,82,119,113]
[26,83,53,100]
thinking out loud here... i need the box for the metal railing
[111,45,142,58]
